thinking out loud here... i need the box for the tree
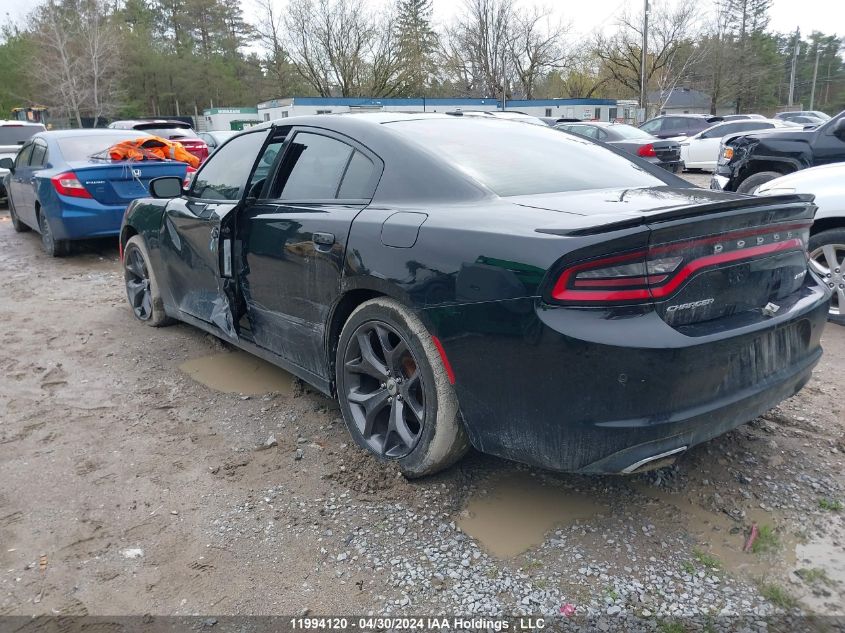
[507,6,568,99]
[722,0,772,112]
[394,0,437,95]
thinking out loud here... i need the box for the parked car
[451,110,548,126]
[199,130,238,153]
[0,121,45,199]
[555,121,681,172]
[639,114,724,139]
[108,120,209,163]
[721,114,767,121]
[540,117,583,126]
[119,114,828,477]
[679,119,796,171]
[0,129,188,256]
[774,110,830,124]
[711,110,845,193]
[757,163,845,325]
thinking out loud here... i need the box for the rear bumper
[427,281,829,473]
[46,200,125,240]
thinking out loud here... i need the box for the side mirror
[0,157,14,172]
[149,176,184,199]
[832,118,845,139]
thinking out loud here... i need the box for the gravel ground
[0,187,844,628]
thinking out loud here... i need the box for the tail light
[183,166,196,188]
[51,172,92,198]
[551,222,811,304]
[637,143,657,158]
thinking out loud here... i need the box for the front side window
[191,131,269,201]
[14,143,33,168]
[640,119,661,134]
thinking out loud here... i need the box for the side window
[596,128,609,141]
[191,131,269,201]
[248,139,285,197]
[15,143,33,168]
[273,132,353,200]
[640,119,660,134]
[30,142,47,167]
[337,151,376,199]
[577,126,599,139]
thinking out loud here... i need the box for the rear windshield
[607,124,654,140]
[135,124,198,139]
[57,132,149,162]
[0,125,45,145]
[386,118,666,197]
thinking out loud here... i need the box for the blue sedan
[1,129,188,256]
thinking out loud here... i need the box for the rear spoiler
[536,193,816,237]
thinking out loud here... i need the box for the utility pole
[809,43,821,110]
[787,27,800,107]
[639,0,649,117]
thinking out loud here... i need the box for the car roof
[0,120,46,127]
[33,129,151,140]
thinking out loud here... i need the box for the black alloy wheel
[342,321,426,458]
[124,242,153,321]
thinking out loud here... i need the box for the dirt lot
[1,190,843,626]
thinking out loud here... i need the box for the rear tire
[123,235,173,327]
[38,211,69,257]
[808,228,845,326]
[8,197,30,233]
[336,297,468,478]
[736,171,782,194]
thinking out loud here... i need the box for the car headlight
[757,186,796,197]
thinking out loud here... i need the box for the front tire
[809,228,845,326]
[736,171,782,194]
[336,298,468,478]
[38,211,69,257]
[123,235,173,327]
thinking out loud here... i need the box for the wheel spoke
[822,245,841,272]
[347,387,389,437]
[126,279,145,306]
[346,330,389,379]
[140,290,152,317]
[836,286,845,313]
[390,400,417,448]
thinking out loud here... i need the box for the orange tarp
[108,136,200,169]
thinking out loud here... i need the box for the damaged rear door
[158,129,272,339]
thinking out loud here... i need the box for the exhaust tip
[621,446,687,475]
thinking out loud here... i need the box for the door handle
[312,232,335,246]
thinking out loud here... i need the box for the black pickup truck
[711,111,845,193]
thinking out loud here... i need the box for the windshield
[387,118,667,197]
[607,124,654,140]
[134,124,199,139]
[57,132,150,162]
[0,124,45,146]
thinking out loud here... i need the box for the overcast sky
[1,0,842,40]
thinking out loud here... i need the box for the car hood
[725,127,816,144]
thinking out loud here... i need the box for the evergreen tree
[395,0,437,96]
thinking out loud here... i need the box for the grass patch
[605,587,619,601]
[796,567,837,587]
[485,566,499,579]
[523,559,543,571]
[759,582,798,609]
[681,560,695,574]
[751,524,781,554]
[533,578,547,589]
[693,548,722,569]
[818,498,843,512]
[657,620,687,633]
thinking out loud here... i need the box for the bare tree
[79,0,121,127]
[440,0,514,98]
[367,9,406,97]
[507,6,569,99]
[594,0,702,108]
[283,0,373,97]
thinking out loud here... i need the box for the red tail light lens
[637,143,657,158]
[51,172,93,198]
[183,166,196,188]
[551,223,811,304]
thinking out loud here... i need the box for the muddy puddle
[457,473,606,558]
[793,523,845,614]
[179,350,294,395]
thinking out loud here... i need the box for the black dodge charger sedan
[119,113,830,477]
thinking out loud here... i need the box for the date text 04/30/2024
[289,617,547,630]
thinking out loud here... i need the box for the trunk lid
[650,140,681,163]
[69,160,188,205]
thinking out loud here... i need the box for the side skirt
[173,309,333,397]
